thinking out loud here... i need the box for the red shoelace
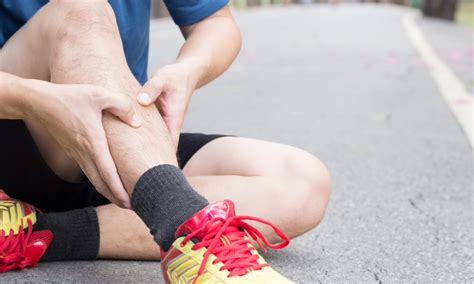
[180,215,290,284]
[0,219,33,272]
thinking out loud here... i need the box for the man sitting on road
[0,0,330,282]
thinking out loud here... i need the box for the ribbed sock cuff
[35,207,100,262]
[132,164,208,250]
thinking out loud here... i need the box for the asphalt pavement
[3,4,473,283]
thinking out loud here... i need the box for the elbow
[235,24,243,56]
[230,22,242,64]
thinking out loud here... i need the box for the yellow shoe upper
[163,237,293,284]
[0,192,37,236]
[160,200,294,284]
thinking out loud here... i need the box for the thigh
[176,133,229,169]
[182,136,317,178]
[0,4,81,181]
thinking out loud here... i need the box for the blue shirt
[0,0,228,84]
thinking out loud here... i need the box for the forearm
[0,72,32,119]
[178,7,242,89]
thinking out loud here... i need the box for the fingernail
[137,92,151,104]
[131,114,142,127]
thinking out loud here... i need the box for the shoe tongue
[175,200,235,238]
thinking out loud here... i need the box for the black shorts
[0,119,225,213]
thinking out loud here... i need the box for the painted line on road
[403,15,473,148]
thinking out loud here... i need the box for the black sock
[34,207,100,262]
[131,164,209,251]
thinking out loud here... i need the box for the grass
[456,0,474,27]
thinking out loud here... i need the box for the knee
[280,149,331,237]
[50,1,117,42]
[302,156,331,229]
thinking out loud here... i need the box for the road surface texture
[3,3,473,283]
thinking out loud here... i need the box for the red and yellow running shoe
[0,190,53,272]
[161,200,294,284]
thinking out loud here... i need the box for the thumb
[137,76,165,106]
[99,91,142,128]
[165,115,181,148]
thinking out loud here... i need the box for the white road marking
[403,15,473,148]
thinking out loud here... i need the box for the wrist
[17,78,53,120]
[0,74,32,119]
[176,56,209,89]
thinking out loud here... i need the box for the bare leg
[97,138,331,260]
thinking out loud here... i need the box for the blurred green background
[151,0,474,27]
[456,0,474,26]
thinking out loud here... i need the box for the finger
[92,134,131,209]
[97,90,142,128]
[89,170,117,205]
[162,95,185,147]
[95,155,130,209]
[137,76,165,106]
[80,159,123,207]
[95,148,131,208]
[171,131,179,149]
[166,116,181,148]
